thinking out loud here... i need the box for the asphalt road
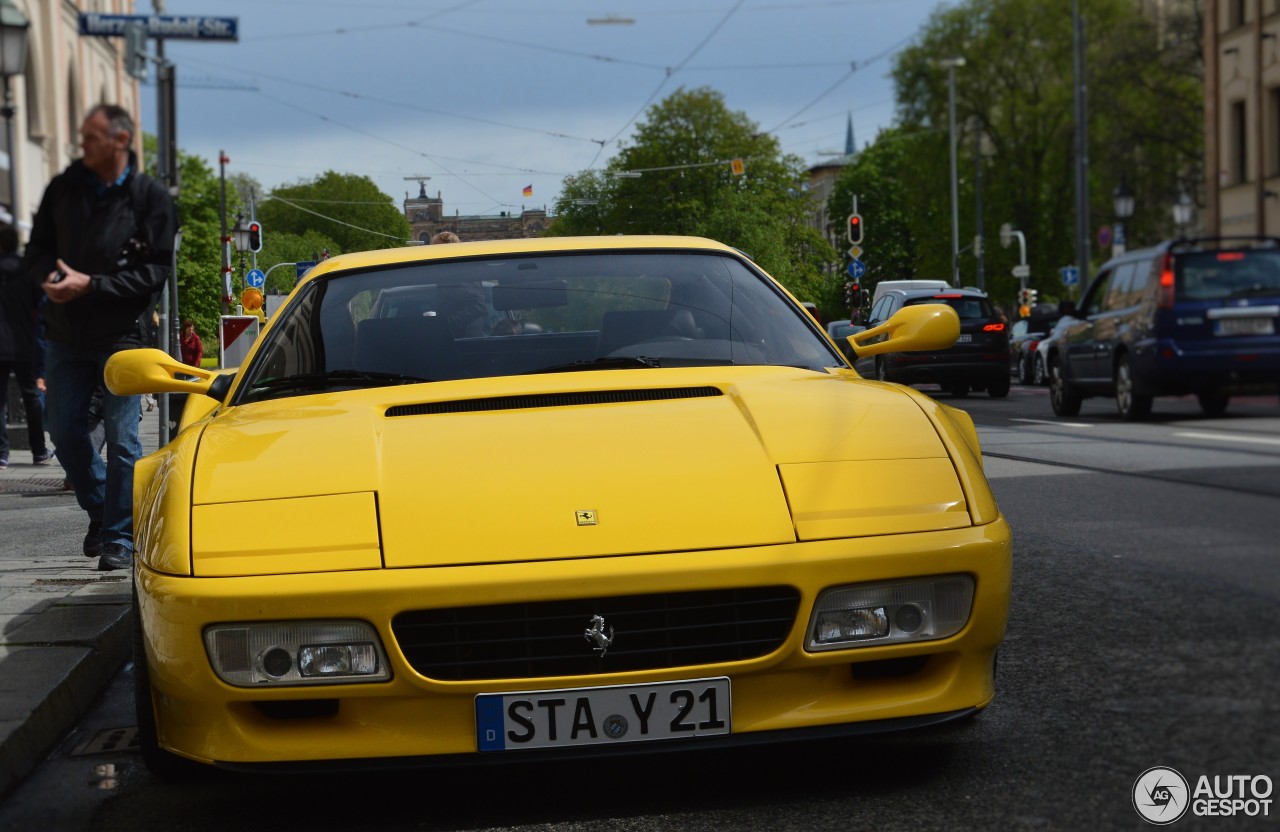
[3,382,1277,831]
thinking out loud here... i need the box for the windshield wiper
[528,355,662,374]
[247,369,432,396]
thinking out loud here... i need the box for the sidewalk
[0,409,162,799]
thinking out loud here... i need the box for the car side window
[869,297,890,323]
[1082,270,1112,317]
[1105,263,1136,311]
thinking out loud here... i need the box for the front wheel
[1033,355,1047,386]
[1198,392,1230,417]
[1114,355,1152,421]
[1017,355,1033,385]
[133,583,204,781]
[1049,355,1082,417]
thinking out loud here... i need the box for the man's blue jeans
[45,343,142,550]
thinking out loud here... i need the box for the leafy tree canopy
[551,87,835,300]
[258,171,412,254]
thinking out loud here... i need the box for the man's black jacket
[21,152,176,351]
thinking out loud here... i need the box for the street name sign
[79,14,239,41]
[1011,264,1030,279]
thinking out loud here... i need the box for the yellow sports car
[106,235,1010,778]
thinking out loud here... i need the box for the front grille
[391,586,800,681]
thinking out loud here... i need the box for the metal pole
[948,63,961,287]
[974,127,985,292]
[219,151,230,315]
[1072,0,1091,298]
[2,76,16,225]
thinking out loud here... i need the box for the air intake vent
[386,386,722,417]
[392,586,800,681]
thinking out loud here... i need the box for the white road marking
[1174,431,1280,447]
[1010,418,1092,428]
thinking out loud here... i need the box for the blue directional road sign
[847,259,867,280]
[295,261,318,282]
[1060,266,1080,286]
[245,268,265,289]
[78,14,239,41]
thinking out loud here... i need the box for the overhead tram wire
[763,34,914,136]
[587,0,748,171]
[253,91,510,210]
[180,54,603,146]
[265,195,417,242]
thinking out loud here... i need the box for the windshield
[236,250,840,403]
[1176,249,1280,301]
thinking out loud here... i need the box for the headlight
[805,575,974,652]
[204,620,392,686]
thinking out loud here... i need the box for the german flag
[522,184,533,197]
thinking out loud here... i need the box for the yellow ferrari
[106,236,1011,777]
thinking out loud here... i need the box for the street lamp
[0,0,29,227]
[1172,191,1194,233]
[1112,176,1134,256]
[937,57,965,287]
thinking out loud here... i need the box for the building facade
[403,182,550,243]
[2,0,140,235]
[1204,0,1280,235]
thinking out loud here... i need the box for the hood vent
[386,386,723,417]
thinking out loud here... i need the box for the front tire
[1114,355,1152,421]
[1017,354,1033,385]
[1198,392,1230,417]
[1049,355,1082,417]
[133,583,204,781]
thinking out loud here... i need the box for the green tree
[144,137,239,346]
[551,87,835,299]
[257,171,411,254]
[870,0,1201,308]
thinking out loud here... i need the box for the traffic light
[241,287,263,312]
[248,221,263,253]
[1027,288,1038,307]
[847,213,863,245]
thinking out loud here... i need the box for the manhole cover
[70,727,139,757]
[0,477,68,495]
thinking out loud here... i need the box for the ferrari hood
[191,367,968,569]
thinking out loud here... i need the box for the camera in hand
[50,269,67,284]
[117,236,152,269]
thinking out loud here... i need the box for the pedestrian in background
[21,104,176,572]
[180,319,203,368]
[0,225,53,469]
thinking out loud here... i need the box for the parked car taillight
[1157,252,1176,310]
[983,323,1005,332]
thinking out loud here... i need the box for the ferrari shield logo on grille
[584,614,614,655]
[575,510,597,526]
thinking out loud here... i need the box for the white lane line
[1010,418,1093,428]
[1175,431,1280,447]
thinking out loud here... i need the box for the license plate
[476,677,731,751]
[1215,317,1275,336]
[956,334,973,343]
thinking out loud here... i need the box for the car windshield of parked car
[1176,249,1280,301]
[235,250,840,403]
[904,294,997,321]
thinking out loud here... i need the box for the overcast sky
[146,0,950,220]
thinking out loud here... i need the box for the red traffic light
[248,221,262,252]
[847,213,863,245]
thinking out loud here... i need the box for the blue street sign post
[847,259,867,280]
[1060,266,1080,286]
[294,261,318,283]
[245,268,265,289]
[78,14,239,41]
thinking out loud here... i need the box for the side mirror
[104,348,223,400]
[848,304,960,359]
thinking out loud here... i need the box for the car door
[1091,262,1136,380]
[1063,269,1112,385]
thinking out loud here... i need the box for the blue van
[1046,237,1280,419]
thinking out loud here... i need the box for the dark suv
[858,287,1010,398]
[1046,237,1280,420]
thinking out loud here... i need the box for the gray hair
[88,104,135,141]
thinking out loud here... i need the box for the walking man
[22,104,176,571]
[1,225,52,469]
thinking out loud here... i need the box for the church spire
[845,112,855,157]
